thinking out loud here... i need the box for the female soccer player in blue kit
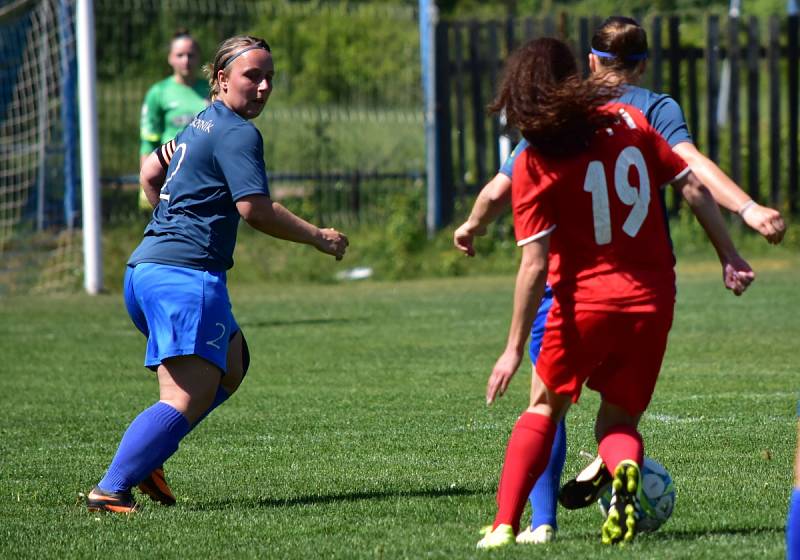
[86,35,348,513]
[789,416,800,558]
[456,16,785,544]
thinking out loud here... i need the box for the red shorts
[535,300,674,416]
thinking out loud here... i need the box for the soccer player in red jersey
[476,38,753,549]
[459,17,785,544]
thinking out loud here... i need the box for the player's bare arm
[236,194,348,260]
[672,142,786,244]
[139,151,166,208]
[454,172,512,256]
[673,171,755,296]
[139,139,178,208]
[487,236,549,405]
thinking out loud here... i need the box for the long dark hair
[489,38,621,157]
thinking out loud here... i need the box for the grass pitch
[0,255,796,559]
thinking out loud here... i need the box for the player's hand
[316,228,349,261]
[722,254,755,296]
[486,349,523,405]
[454,221,486,257]
[741,203,786,245]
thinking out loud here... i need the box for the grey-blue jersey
[499,85,692,177]
[129,101,270,271]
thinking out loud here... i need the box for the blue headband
[222,45,268,69]
[591,47,648,62]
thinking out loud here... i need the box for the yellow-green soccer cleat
[476,524,516,550]
[601,460,642,546]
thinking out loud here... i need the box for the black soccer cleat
[558,455,613,510]
[85,486,138,513]
[137,466,176,506]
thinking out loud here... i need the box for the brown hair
[591,16,648,73]
[204,35,271,100]
[169,28,197,51]
[489,38,621,157]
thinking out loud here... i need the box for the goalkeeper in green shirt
[138,29,209,209]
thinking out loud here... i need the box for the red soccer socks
[493,412,557,533]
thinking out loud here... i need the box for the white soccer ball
[598,457,676,532]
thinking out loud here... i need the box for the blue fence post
[59,0,78,230]
[420,0,443,237]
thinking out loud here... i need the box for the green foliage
[440,0,792,19]
[1,257,797,557]
[249,3,421,107]
[103,191,797,291]
[95,1,422,177]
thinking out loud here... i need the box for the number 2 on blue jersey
[159,142,187,203]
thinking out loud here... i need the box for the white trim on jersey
[661,166,691,189]
[516,224,557,246]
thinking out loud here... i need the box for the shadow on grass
[572,524,784,542]
[183,486,486,511]
[240,317,367,329]
[649,525,785,541]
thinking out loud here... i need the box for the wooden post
[432,16,455,230]
[789,14,799,212]
[579,17,590,78]
[650,15,663,92]
[453,23,466,194]
[728,14,741,184]
[488,21,501,173]
[468,20,487,190]
[668,16,681,106]
[746,16,760,201]
[687,46,700,150]
[768,16,781,207]
[707,15,720,164]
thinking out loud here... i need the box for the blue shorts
[529,284,554,365]
[124,263,239,373]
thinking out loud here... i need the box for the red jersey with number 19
[511,103,690,312]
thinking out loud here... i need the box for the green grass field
[0,255,797,559]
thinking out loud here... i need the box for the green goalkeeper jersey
[139,77,209,156]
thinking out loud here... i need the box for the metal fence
[95,0,425,226]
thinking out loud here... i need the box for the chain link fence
[96,0,426,226]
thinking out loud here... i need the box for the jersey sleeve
[215,124,270,201]
[511,151,556,246]
[139,84,164,156]
[641,119,690,188]
[499,138,529,178]
[647,95,692,148]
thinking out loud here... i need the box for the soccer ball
[598,457,675,532]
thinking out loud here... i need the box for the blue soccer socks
[788,488,800,560]
[528,417,566,530]
[98,401,190,493]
